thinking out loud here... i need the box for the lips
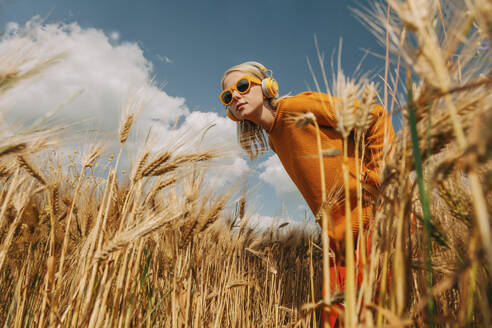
[236,103,246,111]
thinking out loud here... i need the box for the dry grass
[0,0,491,327]
[0,147,322,327]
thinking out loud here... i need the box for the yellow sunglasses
[219,75,262,106]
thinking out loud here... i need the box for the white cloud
[241,214,319,242]
[156,54,173,64]
[0,18,247,188]
[0,18,186,135]
[245,214,289,230]
[5,22,19,33]
[205,156,248,188]
[109,31,120,41]
[167,110,236,145]
[0,18,333,228]
[258,154,304,203]
[164,111,247,188]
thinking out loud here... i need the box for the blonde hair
[221,61,281,160]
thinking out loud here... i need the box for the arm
[280,92,338,128]
[302,92,395,185]
[280,91,394,184]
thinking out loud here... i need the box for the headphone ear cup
[225,107,240,121]
[261,77,279,98]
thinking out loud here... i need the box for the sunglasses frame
[219,75,262,106]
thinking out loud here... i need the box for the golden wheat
[0,1,490,327]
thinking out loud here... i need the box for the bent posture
[220,61,394,326]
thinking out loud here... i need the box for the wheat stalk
[141,152,171,177]
[17,154,46,185]
[0,142,27,157]
[119,114,134,144]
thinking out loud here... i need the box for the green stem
[407,86,435,326]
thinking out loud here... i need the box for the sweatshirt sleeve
[280,92,394,185]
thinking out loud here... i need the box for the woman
[220,61,394,326]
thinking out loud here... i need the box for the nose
[231,89,241,102]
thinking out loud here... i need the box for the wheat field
[0,0,491,327]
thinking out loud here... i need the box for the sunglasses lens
[221,91,232,105]
[236,79,250,93]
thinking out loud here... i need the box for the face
[222,71,264,122]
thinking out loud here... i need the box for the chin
[239,111,254,121]
[241,106,259,117]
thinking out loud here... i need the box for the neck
[251,100,276,131]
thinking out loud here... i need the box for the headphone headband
[250,62,272,78]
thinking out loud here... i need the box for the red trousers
[322,236,369,327]
[323,266,345,327]
[322,266,359,327]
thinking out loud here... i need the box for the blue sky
[1,0,387,109]
[0,0,395,222]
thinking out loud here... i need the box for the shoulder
[277,92,334,112]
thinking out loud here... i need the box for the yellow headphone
[255,63,279,99]
[225,62,279,122]
[225,107,240,121]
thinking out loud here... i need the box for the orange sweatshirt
[267,92,394,241]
